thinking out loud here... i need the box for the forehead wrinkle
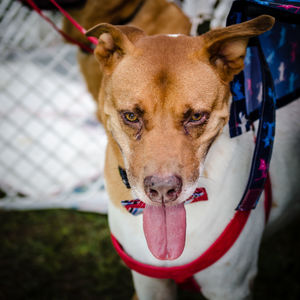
[112,76,161,112]
[167,63,220,110]
[112,76,171,119]
[111,35,220,117]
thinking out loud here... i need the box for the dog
[85,15,300,300]
[62,0,191,101]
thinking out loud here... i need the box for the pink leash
[24,0,98,53]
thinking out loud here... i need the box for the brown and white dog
[86,15,300,300]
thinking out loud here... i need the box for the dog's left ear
[201,15,275,82]
[86,23,145,69]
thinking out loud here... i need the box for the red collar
[111,174,272,292]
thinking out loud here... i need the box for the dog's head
[87,16,274,260]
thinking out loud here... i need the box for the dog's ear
[86,23,145,69]
[201,15,275,82]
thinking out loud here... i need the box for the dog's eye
[191,113,203,121]
[124,112,139,123]
[189,112,209,124]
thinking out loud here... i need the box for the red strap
[111,210,250,282]
[48,0,98,45]
[24,0,97,53]
[111,176,272,285]
[264,173,272,223]
[177,276,201,293]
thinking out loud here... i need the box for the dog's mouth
[143,202,186,260]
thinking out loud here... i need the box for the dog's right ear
[200,15,275,82]
[86,23,145,69]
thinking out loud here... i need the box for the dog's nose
[144,175,182,203]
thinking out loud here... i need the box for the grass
[0,209,299,300]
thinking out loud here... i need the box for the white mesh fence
[0,0,109,213]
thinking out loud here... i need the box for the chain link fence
[0,0,109,213]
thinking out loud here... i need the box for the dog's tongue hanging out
[143,203,186,260]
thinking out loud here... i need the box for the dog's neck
[117,0,146,26]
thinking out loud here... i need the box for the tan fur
[63,0,144,45]
[86,15,274,209]
[63,0,191,101]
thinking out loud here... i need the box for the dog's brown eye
[189,112,209,124]
[191,113,203,121]
[124,112,138,123]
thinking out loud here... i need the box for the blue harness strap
[227,0,300,210]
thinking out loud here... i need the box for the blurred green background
[0,209,299,300]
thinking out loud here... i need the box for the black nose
[144,175,182,203]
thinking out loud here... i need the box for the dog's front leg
[132,271,177,300]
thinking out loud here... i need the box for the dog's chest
[108,128,263,266]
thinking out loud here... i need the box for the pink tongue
[143,203,186,260]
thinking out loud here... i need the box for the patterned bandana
[121,187,208,216]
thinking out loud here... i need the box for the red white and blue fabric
[121,188,208,216]
[228,0,300,138]
[227,0,300,211]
